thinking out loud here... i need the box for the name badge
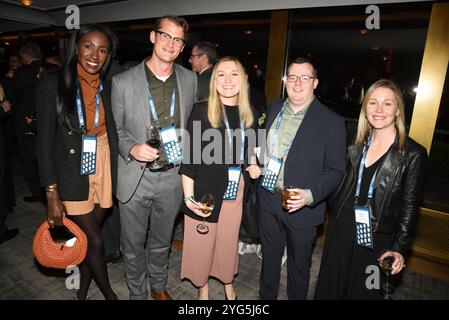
[354,205,374,249]
[223,167,241,200]
[261,156,282,193]
[160,125,183,164]
[81,135,97,175]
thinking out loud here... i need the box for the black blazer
[179,101,258,223]
[35,72,118,201]
[258,97,347,228]
[328,137,427,255]
[8,60,41,134]
[196,67,212,102]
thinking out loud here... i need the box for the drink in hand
[196,194,214,235]
[147,138,161,149]
[379,256,394,276]
[146,126,162,169]
[282,186,299,209]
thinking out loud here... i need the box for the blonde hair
[355,79,406,150]
[207,56,254,128]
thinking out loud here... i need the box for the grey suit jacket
[111,61,197,203]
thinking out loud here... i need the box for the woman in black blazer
[180,56,261,300]
[36,25,118,300]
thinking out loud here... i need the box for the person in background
[4,53,22,80]
[0,86,19,245]
[45,56,63,68]
[25,63,62,134]
[36,24,119,300]
[180,56,261,300]
[7,42,43,203]
[189,41,217,101]
[314,79,427,299]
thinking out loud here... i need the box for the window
[285,3,432,142]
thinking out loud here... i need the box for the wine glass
[146,125,162,170]
[24,112,36,136]
[379,253,395,299]
[196,193,214,235]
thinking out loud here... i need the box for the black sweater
[179,101,258,223]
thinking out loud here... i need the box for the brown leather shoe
[150,289,173,300]
[171,239,183,251]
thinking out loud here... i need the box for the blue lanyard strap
[223,109,245,163]
[270,101,294,160]
[147,87,176,126]
[76,82,102,133]
[355,135,377,200]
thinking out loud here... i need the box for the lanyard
[147,87,176,127]
[355,135,378,200]
[269,101,294,160]
[76,82,102,134]
[223,109,245,163]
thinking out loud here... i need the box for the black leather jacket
[328,136,427,255]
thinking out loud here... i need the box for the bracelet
[184,196,194,203]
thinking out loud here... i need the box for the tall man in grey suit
[112,15,197,300]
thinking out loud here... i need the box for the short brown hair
[155,15,189,38]
[288,57,318,78]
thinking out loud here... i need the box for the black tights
[70,205,117,300]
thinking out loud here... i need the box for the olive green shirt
[265,99,314,205]
[144,61,181,165]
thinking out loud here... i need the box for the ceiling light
[244,30,252,35]
[21,0,32,6]
[360,29,368,35]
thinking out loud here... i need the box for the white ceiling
[0,0,435,33]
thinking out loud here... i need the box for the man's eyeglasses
[189,53,204,59]
[155,30,185,47]
[285,74,315,84]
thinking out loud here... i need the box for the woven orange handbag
[33,217,88,269]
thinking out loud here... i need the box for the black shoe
[0,228,19,245]
[23,195,43,203]
[105,250,123,264]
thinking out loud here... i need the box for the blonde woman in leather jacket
[315,79,427,299]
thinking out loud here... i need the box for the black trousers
[257,187,317,300]
[16,132,42,198]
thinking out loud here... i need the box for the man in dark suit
[257,57,346,299]
[189,41,217,101]
[0,99,19,245]
[7,42,43,202]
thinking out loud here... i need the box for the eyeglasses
[189,53,204,59]
[155,30,185,47]
[285,74,315,84]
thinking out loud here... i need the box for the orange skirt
[64,134,113,215]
